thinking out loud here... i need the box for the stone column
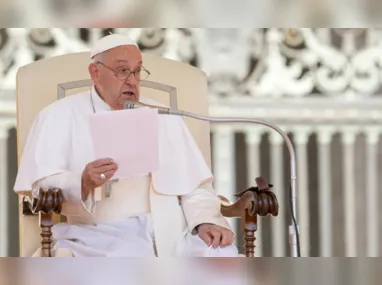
[295,127,311,257]
[212,125,236,232]
[245,128,262,256]
[341,127,358,257]
[269,132,285,257]
[317,127,335,257]
[365,127,379,257]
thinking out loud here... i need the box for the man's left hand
[197,224,234,248]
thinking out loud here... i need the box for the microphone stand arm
[164,109,300,257]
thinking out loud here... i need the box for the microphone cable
[289,184,301,257]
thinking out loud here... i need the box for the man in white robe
[14,34,240,257]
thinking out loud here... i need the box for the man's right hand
[81,158,118,199]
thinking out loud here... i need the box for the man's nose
[125,73,138,85]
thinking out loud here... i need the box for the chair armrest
[219,192,256,218]
[23,188,63,214]
[22,188,63,257]
[219,177,279,257]
[220,177,278,218]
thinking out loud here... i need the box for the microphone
[124,100,301,257]
[124,100,183,115]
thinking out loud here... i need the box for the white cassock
[14,85,240,257]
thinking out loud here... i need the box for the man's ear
[88,63,98,84]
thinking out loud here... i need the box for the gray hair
[92,51,105,63]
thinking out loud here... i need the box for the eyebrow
[116,60,143,64]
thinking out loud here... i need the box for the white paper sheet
[88,107,159,180]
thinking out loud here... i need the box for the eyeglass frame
[95,61,151,81]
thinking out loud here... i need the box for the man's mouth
[122,91,135,96]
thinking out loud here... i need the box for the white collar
[90,85,112,112]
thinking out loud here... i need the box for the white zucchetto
[90,34,139,59]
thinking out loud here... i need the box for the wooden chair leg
[40,212,53,257]
[22,187,63,257]
[243,212,257,257]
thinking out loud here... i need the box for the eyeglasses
[96,61,150,81]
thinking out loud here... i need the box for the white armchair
[15,51,278,257]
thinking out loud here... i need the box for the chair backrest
[16,51,211,257]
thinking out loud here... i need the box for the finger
[229,233,235,245]
[95,168,117,181]
[210,230,222,248]
[220,231,230,247]
[90,158,115,168]
[93,163,118,174]
[221,231,234,247]
[92,168,118,186]
[104,168,118,179]
[199,232,213,246]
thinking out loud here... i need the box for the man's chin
[116,97,138,109]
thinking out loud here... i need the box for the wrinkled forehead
[104,45,142,67]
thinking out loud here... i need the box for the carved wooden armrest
[220,177,279,257]
[22,188,63,257]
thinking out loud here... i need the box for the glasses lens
[117,70,129,80]
[140,69,149,81]
[116,69,149,81]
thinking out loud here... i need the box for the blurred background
[2,27,382,258]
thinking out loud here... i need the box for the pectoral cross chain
[104,178,119,198]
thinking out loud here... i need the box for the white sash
[66,174,151,225]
